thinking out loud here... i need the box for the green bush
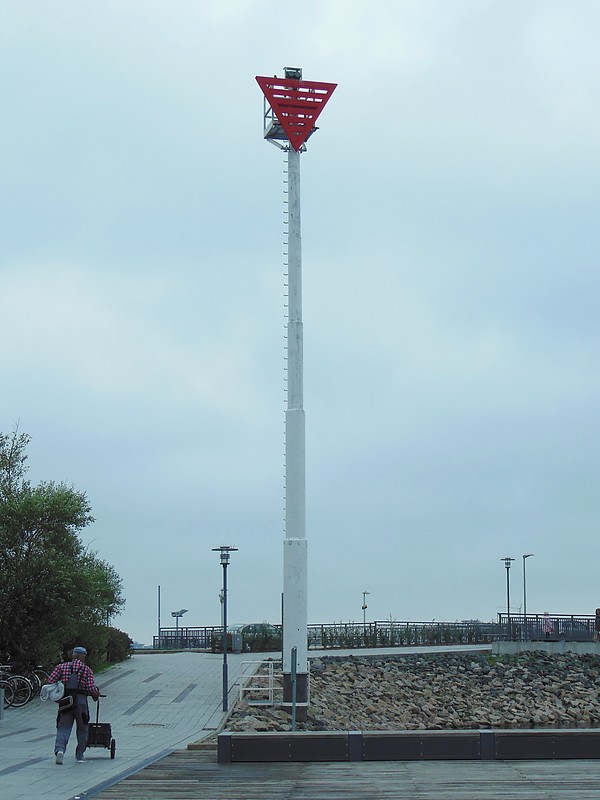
[105,627,133,662]
[242,624,282,653]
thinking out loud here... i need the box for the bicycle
[22,664,51,697]
[0,664,34,707]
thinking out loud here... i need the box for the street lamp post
[362,591,370,631]
[212,545,238,712]
[501,557,515,640]
[522,553,534,636]
[171,608,188,648]
[157,585,161,649]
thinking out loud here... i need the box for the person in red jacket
[47,646,100,764]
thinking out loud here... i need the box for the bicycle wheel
[33,667,50,689]
[8,675,33,707]
[29,668,50,696]
[0,679,14,708]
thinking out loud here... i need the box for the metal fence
[153,620,497,650]
[306,620,498,649]
[497,613,596,642]
[152,614,598,650]
[153,627,218,650]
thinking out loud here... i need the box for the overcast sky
[2,1,599,645]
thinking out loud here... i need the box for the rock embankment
[225,651,600,732]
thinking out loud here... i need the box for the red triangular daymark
[256,75,337,151]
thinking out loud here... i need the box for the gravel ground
[224,651,600,732]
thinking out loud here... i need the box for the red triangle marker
[256,75,337,151]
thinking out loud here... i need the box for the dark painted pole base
[283,672,308,722]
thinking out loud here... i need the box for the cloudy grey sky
[2,1,599,645]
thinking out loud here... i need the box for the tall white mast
[256,68,336,716]
[282,139,307,704]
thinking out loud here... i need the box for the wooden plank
[94,749,600,799]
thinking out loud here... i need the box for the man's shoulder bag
[58,693,77,712]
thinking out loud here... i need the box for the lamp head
[212,545,239,565]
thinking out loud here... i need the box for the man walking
[47,646,100,764]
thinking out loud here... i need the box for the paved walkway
[0,651,250,800]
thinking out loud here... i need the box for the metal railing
[237,658,311,709]
[153,626,218,649]
[238,659,283,706]
[497,613,596,642]
[153,621,495,650]
[153,614,598,650]
[307,620,498,650]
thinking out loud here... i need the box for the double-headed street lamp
[501,557,515,639]
[522,553,534,624]
[212,545,238,712]
[171,608,188,648]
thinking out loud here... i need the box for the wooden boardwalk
[94,747,600,799]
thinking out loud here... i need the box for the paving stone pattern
[0,651,247,800]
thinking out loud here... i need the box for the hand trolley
[87,694,116,758]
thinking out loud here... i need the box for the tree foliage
[0,427,128,667]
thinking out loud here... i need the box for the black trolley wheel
[110,738,116,759]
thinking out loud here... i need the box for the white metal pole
[283,144,308,697]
